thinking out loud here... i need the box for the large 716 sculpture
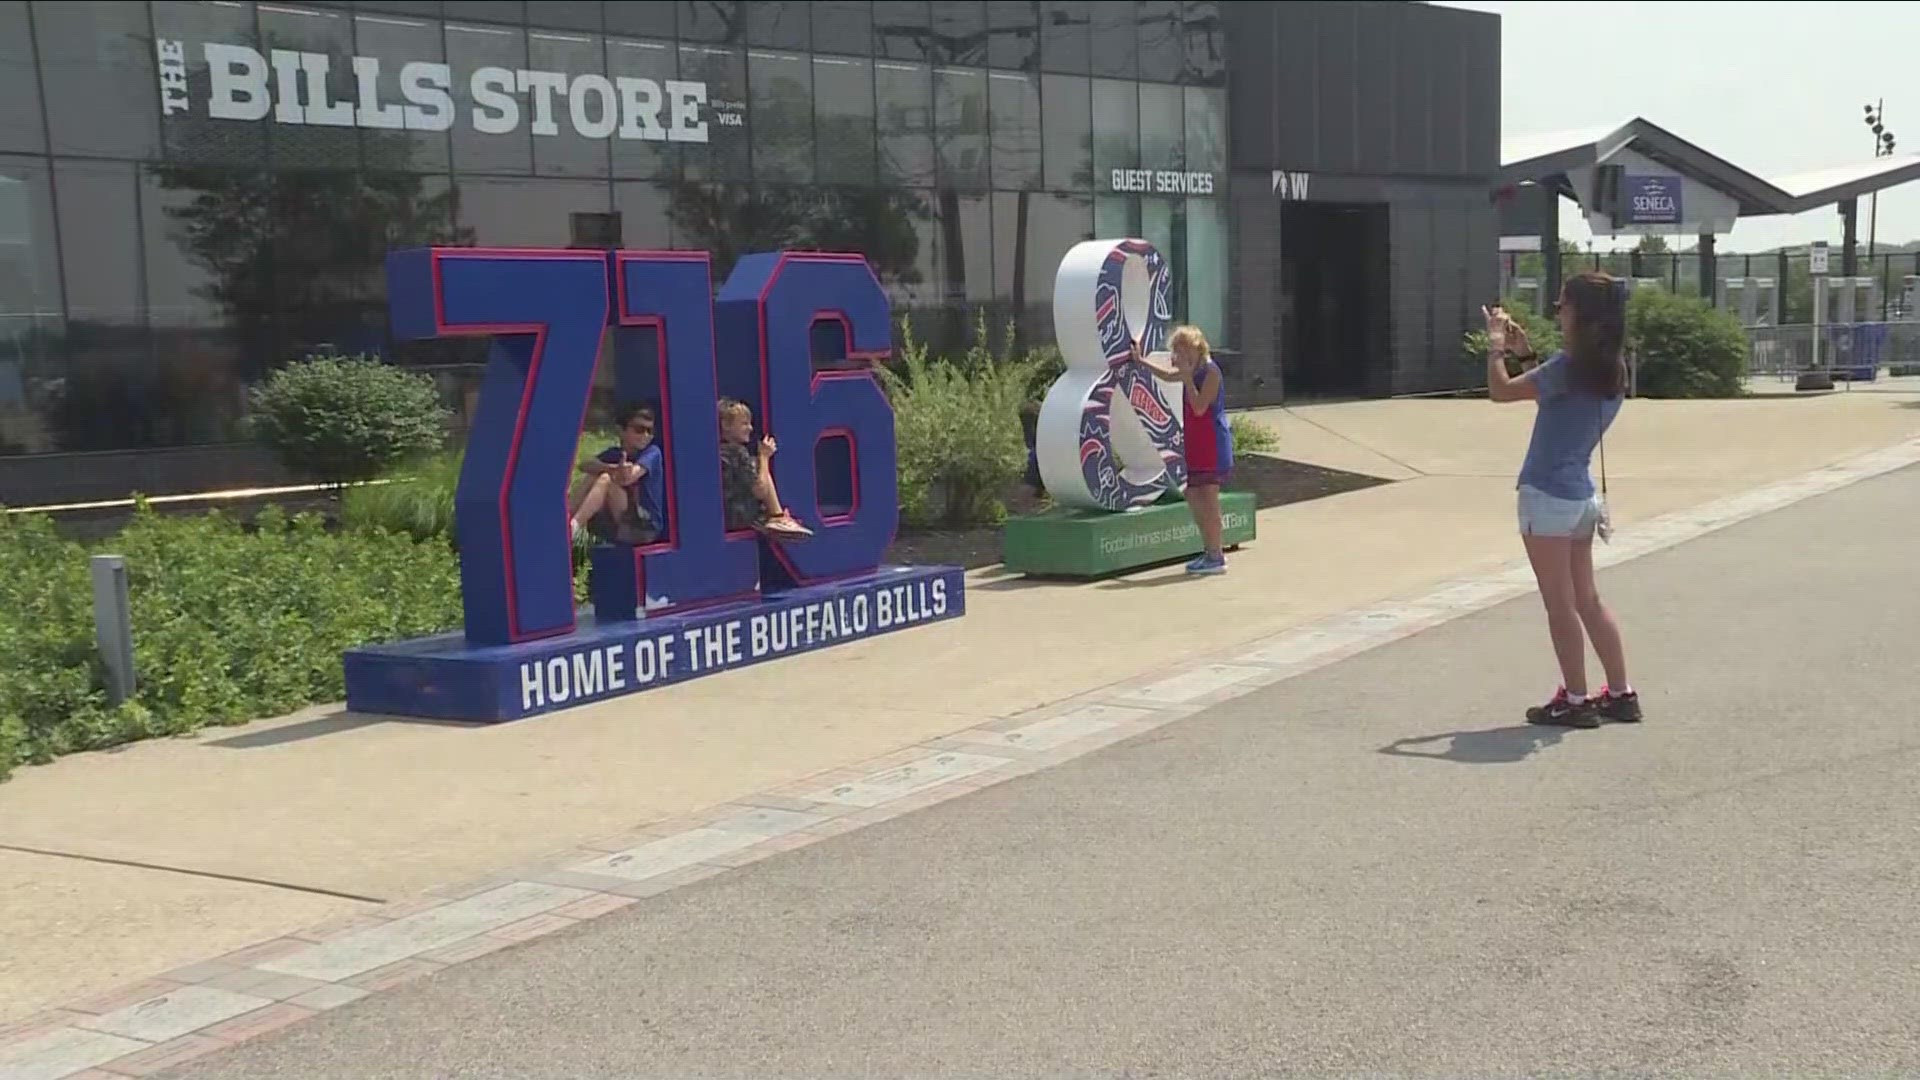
[343,248,965,722]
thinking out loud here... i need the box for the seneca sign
[154,38,720,143]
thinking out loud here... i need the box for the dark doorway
[1279,202,1390,397]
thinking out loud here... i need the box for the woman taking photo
[1484,272,1642,729]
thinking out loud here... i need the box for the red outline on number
[429,246,604,643]
[613,249,760,615]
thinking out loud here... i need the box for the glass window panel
[606,36,677,179]
[141,165,234,336]
[1040,1,1090,74]
[1185,195,1224,342]
[748,49,812,183]
[987,1,1038,71]
[1139,82,1182,170]
[442,1,524,23]
[0,155,64,455]
[351,10,453,172]
[812,1,874,56]
[138,164,272,384]
[1041,73,1090,190]
[1090,77,1137,177]
[0,3,45,153]
[529,30,613,177]
[934,67,987,190]
[271,172,450,362]
[54,160,141,327]
[1182,0,1223,86]
[1140,194,1180,312]
[33,0,160,160]
[456,175,612,246]
[932,189,991,304]
[987,71,1039,190]
[1093,193,1134,238]
[814,56,877,186]
[874,1,930,61]
[677,44,749,182]
[606,2,675,37]
[533,2,604,32]
[50,160,168,452]
[255,4,361,171]
[994,189,1088,337]
[928,1,985,65]
[357,1,444,15]
[616,179,673,248]
[889,187,940,311]
[875,60,934,187]
[748,1,810,49]
[677,1,743,44]
[1135,0,1180,83]
[1088,0,1136,80]
[1183,85,1224,176]
[447,21,533,174]
[151,0,265,166]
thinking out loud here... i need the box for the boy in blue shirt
[569,402,665,545]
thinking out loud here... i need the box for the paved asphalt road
[174,468,1920,1080]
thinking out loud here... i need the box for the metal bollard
[90,554,136,705]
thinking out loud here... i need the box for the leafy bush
[0,505,462,780]
[249,354,450,487]
[1231,414,1280,456]
[883,317,1035,528]
[1626,288,1748,398]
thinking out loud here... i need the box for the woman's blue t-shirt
[1517,353,1622,502]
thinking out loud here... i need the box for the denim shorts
[1517,484,1600,538]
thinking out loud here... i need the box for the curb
[6,439,1918,1080]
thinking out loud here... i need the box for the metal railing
[1745,321,1920,381]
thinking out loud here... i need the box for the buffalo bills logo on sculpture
[1037,238,1187,512]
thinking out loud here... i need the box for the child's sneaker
[1525,688,1599,729]
[760,513,815,540]
[1595,686,1643,723]
[1185,552,1226,576]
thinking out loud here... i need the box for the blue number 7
[387,248,610,647]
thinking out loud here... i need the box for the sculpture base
[344,566,965,722]
[1001,492,1256,578]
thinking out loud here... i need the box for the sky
[1437,0,1919,254]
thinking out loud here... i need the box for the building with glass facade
[0,0,1498,504]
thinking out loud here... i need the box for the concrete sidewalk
[165,462,1920,1080]
[3,389,1920,1033]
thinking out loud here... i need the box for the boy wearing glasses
[569,402,665,545]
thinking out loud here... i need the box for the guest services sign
[154,37,722,143]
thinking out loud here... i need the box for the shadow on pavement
[207,710,474,748]
[1377,724,1568,764]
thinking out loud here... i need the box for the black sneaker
[1595,687,1643,724]
[1526,689,1600,729]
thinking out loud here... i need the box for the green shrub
[1024,342,1065,404]
[1627,288,1748,398]
[1230,413,1280,456]
[883,317,1035,528]
[0,504,463,780]
[249,354,450,487]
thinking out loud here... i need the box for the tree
[1633,234,1671,255]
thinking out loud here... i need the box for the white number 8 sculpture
[1036,238,1188,511]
